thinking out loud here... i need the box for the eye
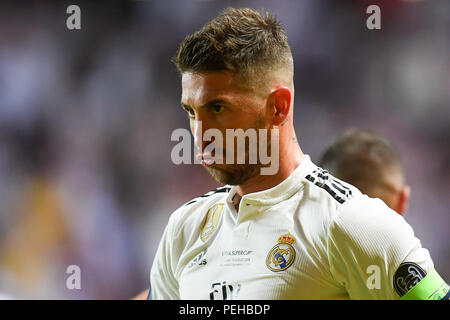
[211,104,225,114]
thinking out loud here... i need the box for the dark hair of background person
[318,128,410,215]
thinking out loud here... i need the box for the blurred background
[0,0,448,299]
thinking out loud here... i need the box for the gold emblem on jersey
[266,233,296,272]
[201,204,223,242]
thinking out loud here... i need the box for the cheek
[243,99,268,127]
[228,108,265,130]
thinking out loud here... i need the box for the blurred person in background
[318,129,410,215]
[0,123,73,298]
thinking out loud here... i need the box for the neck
[235,137,304,200]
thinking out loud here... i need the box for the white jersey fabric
[150,155,434,300]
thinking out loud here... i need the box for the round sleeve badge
[393,262,427,297]
[266,233,296,272]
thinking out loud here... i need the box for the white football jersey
[150,155,441,300]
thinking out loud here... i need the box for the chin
[205,164,259,186]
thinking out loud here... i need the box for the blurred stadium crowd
[0,0,448,299]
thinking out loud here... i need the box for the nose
[192,118,214,152]
[191,116,221,158]
[192,119,204,151]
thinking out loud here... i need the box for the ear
[396,185,410,215]
[269,87,292,126]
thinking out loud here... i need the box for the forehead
[181,71,250,107]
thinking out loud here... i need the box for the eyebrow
[181,99,229,110]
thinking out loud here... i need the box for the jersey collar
[226,155,316,208]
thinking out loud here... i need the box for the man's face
[181,70,270,185]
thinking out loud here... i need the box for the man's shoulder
[300,165,408,240]
[301,165,362,211]
[328,188,415,254]
[334,187,403,229]
[167,185,231,233]
[181,185,231,208]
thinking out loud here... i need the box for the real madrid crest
[201,204,223,242]
[266,233,296,272]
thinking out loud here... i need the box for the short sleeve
[149,212,181,300]
[327,196,438,300]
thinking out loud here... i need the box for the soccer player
[318,129,410,215]
[148,8,448,300]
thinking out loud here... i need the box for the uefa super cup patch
[266,233,296,272]
[200,204,223,242]
[393,264,450,300]
[393,262,426,297]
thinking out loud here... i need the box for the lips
[202,158,216,167]
[196,153,217,167]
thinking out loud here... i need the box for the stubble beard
[204,116,271,186]
[205,162,261,186]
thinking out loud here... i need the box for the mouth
[202,158,216,167]
[196,153,217,167]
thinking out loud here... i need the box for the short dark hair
[173,7,293,83]
[319,129,404,194]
